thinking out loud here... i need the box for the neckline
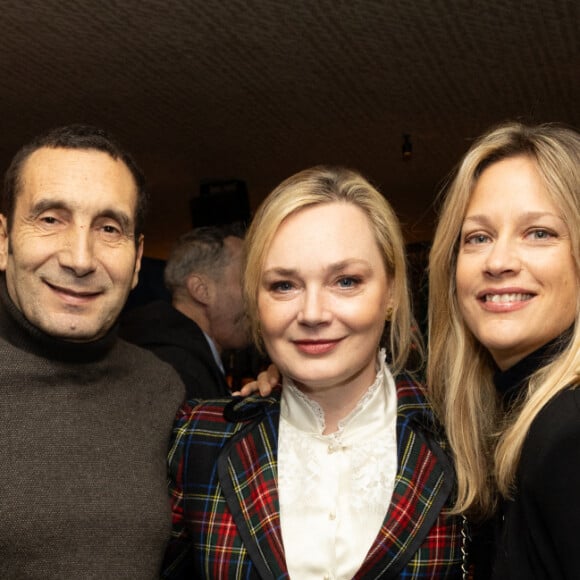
[0,273,117,363]
[493,329,573,406]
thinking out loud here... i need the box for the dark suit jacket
[119,300,231,400]
[163,374,463,579]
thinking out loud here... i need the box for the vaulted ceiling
[1,0,578,257]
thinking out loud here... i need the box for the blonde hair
[244,165,421,375]
[428,121,580,519]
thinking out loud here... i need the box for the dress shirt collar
[202,330,225,374]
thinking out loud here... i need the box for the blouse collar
[280,349,395,436]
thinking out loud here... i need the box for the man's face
[207,236,250,350]
[0,147,143,342]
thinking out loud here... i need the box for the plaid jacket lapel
[218,403,289,580]
[354,374,457,579]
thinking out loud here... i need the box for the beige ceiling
[0,0,578,258]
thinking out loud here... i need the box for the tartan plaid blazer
[163,374,463,579]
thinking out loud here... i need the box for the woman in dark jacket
[428,121,580,579]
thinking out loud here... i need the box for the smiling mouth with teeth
[483,293,534,303]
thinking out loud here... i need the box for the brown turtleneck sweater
[0,277,185,579]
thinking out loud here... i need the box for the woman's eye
[271,281,293,292]
[464,233,490,245]
[337,276,360,288]
[528,229,555,240]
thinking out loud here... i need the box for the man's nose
[57,226,97,276]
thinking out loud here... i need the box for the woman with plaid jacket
[162,166,464,579]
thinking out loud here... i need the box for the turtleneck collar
[493,328,573,406]
[0,272,118,363]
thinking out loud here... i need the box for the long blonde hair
[428,122,580,519]
[244,165,422,375]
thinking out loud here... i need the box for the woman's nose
[484,237,522,277]
[296,288,331,326]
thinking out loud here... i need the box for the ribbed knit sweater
[0,277,185,579]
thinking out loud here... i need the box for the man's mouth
[46,281,102,301]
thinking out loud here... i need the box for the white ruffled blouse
[277,350,398,580]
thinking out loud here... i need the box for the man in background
[120,224,250,399]
[0,124,184,578]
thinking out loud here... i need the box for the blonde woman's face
[456,156,578,370]
[257,202,392,398]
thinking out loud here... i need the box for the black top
[0,272,116,363]
[119,300,231,400]
[494,331,571,407]
[491,331,580,579]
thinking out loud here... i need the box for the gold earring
[385,306,393,321]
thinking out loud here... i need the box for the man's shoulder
[115,338,186,396]
[121,299,173,319]
[119,301,205,348]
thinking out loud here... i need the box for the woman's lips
[293,339,342,355]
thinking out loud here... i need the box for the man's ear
[186,274,210,305]
[130,234,144,290]
[0,215,9,271]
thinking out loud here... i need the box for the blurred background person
[120,224,250,399]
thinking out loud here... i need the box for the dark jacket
[492,386,580,579]
[163,374,463,579]
[119,300,231,400]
